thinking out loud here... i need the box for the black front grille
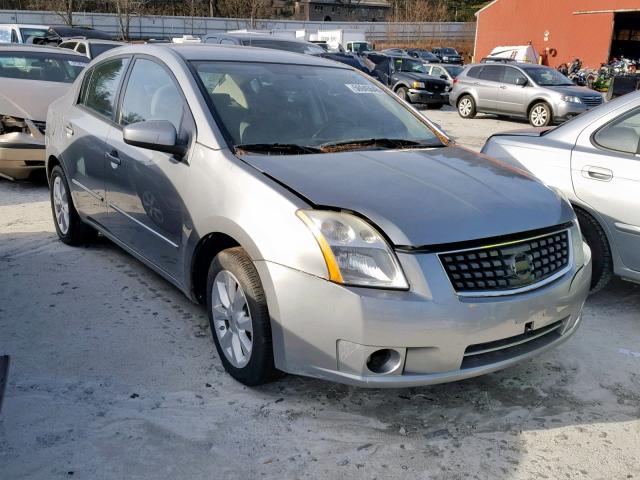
[439,229,570,294]
[428,83,444,92]
[582,96,603,107]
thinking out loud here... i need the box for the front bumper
[0,132,45,180]
[256,242,591,387]
[407,89,449,105]
[553,101,593,122]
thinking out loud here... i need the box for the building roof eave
[474,0,500,17]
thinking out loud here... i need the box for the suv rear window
[478,65,502,82]
[466,66,482,78]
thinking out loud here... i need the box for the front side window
[83,57,128,118]
[593,108,640,155]
[192,61,445,151]
[119,58,183,130]
[502,67,527,85]
[59,42,76,50]
[76,43,87,55]
[0,52,87,82]
[0,28,10,43]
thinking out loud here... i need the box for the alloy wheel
[52,176,70,235]
[531,105,548,126]
[459,98,472,116]
[211,270,253,368]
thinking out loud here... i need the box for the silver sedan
[483,91,640,292]
[46,44,591,387]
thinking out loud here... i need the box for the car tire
[49,165,96,245]
[206,247,279,386]
[427,103,444,110]
[396,87,411,103]
[575,209,612,293]
[457,95,476,118]
[529,102,553,127]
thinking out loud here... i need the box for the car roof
[0,24,50,29]
[103,43,352,68]
[0,44,88,56]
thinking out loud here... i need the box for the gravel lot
[1,107,639,479]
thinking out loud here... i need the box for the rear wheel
[49,165,96,245]
[529,102,553,127]
[206,247,278,386]
[457,95,476,118]
[575,209,612,293]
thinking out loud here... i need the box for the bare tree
[113,0,149,40]
[50,0,85,25]
[389,0,450,22]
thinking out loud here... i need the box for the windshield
[0,52,87,82]
[19,28,48,41]
[400,59,428,74]
[241,38,326,55]
[350,42,371,53]
[522,67,573,86]
[444,65,463,77]
[192,61,445,153]
[441,48,458,55]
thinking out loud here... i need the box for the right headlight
[297,210,409,289]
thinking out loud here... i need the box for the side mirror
[123,120,186,157]
[516,77,528,86]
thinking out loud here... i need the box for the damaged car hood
[0,78,70,121]
[242,146,574,247]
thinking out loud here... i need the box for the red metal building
[474,0,640,68]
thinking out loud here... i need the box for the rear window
[240,38,326,55]
[466,66,482,78]
[0,52,87,82]
[90,43,119,58]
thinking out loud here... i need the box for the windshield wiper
[317,138,440,152]
[234,143,321,155]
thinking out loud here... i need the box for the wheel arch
[526,98,552,117]
[46,155,61,185]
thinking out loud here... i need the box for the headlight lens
[561,95,582,104]
[443,56,449,60]
[297,210,409,289]
[411,81,425,89]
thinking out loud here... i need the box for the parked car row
[0,27,636,390]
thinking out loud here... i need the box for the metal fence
[0,9,475,42]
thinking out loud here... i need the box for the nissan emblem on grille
[439,229,571,295]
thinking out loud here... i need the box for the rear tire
[457,95,476,118]
[529,102,553,127]
[575,209,612,293]
[206,247,279,386]
[49,165,96,245]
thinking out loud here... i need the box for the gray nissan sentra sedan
[45,44,592,387]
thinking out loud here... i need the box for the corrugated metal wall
[0,9,475,42]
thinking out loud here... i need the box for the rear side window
[466,66,481,78]
[593,108,640,155]
[83,57,128,119]
[76,43,87,55]
[478,65,502,82]
[11,29,18,43]
[0,28,10,43]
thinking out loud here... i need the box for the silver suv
[450,63,603,127]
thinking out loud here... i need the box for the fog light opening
[366,349,401,374]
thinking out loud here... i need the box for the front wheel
[457,95,476,118]
[206,247,279,386]
[575,209,612,293]
[49,165,96,245]
[396,87,411,103]
[529,102,553,127]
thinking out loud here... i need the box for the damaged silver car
[0,45,87,180]
[46,45,591,387]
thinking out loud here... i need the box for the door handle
[106,150,121,167]
[473,82,480,86]
[64,124,74,137]
[499,85,507,89]
[583,166,613,181]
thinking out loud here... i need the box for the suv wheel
[575,209,613,293]
[396,87,411,103]
[49,165,96,245]
[206,247,279,386]
[529,102,552,127]
[457,95,476,118]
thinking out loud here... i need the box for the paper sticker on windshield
[345,83,381,94]
[68,61,86,67]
